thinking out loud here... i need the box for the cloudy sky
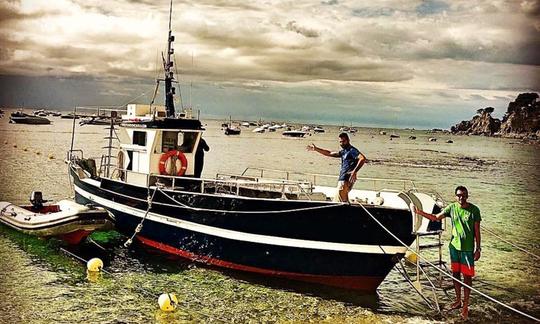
[1,0,539,128]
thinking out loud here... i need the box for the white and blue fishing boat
[66,3,442,292]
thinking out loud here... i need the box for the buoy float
[23,148,28,152]
[36,151,41,155]
[48,154,55,159]
[158,293,178,312]
[405,250,418,264]
[87,257,104,272]
[13,144,17,148]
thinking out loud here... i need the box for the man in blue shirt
[307,132,366,202]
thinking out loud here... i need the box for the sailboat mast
[164,0,175,117]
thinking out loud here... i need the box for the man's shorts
[449,244,475,276]
[333,180,354,202]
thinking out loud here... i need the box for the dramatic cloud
[0,0,538,128]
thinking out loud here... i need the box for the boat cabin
[116,104,204,186]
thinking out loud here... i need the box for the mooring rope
[356,203,539,322]
[59,247,227,320]
[156,187,344,214]
[481,224,540,260]
[123,187,158,248]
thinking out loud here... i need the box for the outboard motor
[30,191,45,210]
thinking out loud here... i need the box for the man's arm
[474,221,481,261]
[349,153,367,182]
[307,143,340,157]
[414,207,446,222]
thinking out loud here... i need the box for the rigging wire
[481,224,540,260]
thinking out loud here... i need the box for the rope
[156,187,345,214]
[481,224,540,260]
[356,203,539,322]
[124,188,158,247]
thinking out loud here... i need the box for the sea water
[0,112,538,323]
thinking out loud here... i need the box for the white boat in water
[282,130,308,137]
[0,192,113,244]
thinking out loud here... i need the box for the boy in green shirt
[415,186,482,320]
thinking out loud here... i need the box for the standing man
[307,132,366,202]
[194,137,210,178]
[415,186,481,320]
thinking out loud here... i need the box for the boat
[313,126,325,133]
[282,130,308,138]
[224,126,241,135]
[9,111,51,124]
[429,137,437,142]
[80,116,118,126]
[0,192,113,244]
[252,127,265,133]
[224,116,241,135]
[61,113,80,119]
[390,134,400,139]
[66,3,442,292]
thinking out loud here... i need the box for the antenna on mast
[163,0,176,118]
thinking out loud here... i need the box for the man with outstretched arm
[307,132,366,202]
[415,186,481,320]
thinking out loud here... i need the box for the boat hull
[71,169,414,291]
[0,201,114,244]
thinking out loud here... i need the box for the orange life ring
[158,150,188,176]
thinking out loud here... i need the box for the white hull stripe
[75,185,407,255]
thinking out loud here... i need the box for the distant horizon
[0,105,457,131]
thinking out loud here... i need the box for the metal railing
[241,167,417,192]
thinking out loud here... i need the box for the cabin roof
[121,118,203,130]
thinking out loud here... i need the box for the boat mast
[164,0,175,117]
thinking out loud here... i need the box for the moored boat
[9,112,51,124]
[282,130,308,137]
[0,192,114,244]
[66,3,443,292]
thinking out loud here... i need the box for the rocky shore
[450,93,539,140]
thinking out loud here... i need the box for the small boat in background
[224,116,241,135]
[0,192,114,245]
[390,134,400,139]
[313,126,325,133]
[282,130,308,138]
[9,111,51,124]
[61,113,80,119]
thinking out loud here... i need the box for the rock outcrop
[451,107,501,136]
[450,93,539,139]
[498,93,540,138]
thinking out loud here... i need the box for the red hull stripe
[137,235,384,291]
[59,230,92,245]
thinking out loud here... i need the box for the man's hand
[307,143,316,151]
[349,171,357,183]
[474,249,481,261]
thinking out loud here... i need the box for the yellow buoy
[405,250,418,264]
[87,257,104,272]
[158,293,178,312]
[48,154,55,159]
[86,270,101,282]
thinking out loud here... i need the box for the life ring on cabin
[158,150,188,176]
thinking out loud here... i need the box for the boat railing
[66,149,84,161]
[100,168,319,200]
[240,167,417,192]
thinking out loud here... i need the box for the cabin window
[126,150,133,170]
[162,131,178,152]
[133,131,146,146]
[177,132,198,153]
